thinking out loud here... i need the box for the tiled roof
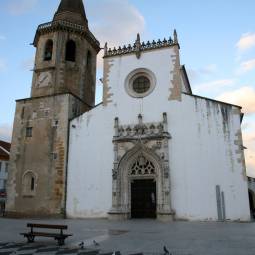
[0,140,11,153]
[0,140,11,160]
[55,0,86,18]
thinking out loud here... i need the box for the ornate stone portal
[109,113,175,221]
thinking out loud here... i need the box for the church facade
[7,0,251,221]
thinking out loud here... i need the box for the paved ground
[0,218,255,255]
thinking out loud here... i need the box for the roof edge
[182,92,242,109]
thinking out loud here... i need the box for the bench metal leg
[27,234,35,243]
[56,237,65,246]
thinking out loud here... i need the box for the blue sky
[0,0,254,175]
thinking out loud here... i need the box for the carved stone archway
[109,113,175,221]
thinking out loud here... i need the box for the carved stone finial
[104,42,108,56]
[163,112,167,123]
[136,33,141,44]
[138,114,143,124]
[114,117,119,137]
[163,112,168,132]
[173,29,178,44]
[135,33,142,59]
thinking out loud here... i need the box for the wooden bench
[20,223,72,246]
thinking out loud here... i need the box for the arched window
[87,50,92,69]
[65,40,76,62]
[22,171,37,196]
[44,40,53,61]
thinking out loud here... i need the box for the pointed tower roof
[53,0,88,26]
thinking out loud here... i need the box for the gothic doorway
[131,179,156,218]
[110,114,175,221]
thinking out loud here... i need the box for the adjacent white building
[66,33,251,221]
[0,141,10,192]
[0,140,10,212]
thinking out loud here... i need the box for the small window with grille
[26,127,33,137]
[133,76,150,94]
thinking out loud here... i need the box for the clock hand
[40,75,48,84]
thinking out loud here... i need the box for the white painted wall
[0,160,8,190]
[66,47,250,221]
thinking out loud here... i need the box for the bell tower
[31,0,99,106]
[6,0,100,217]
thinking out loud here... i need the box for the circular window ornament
[125,68,156,98]
[133,76,150,94]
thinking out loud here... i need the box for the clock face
[37,72,52,87]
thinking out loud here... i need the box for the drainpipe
[63,118,71,219]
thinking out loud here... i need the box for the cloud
[7,0,38,15]
[194,79,235,93]
[200,64,217,75]
[88,0,145,69]
[0,59,7,72]
[90,0,145,47]
[237,59,255,74]
[0,123,12,142]
[236,33,255,52]
[243,129,255,177]
[216,86,255,114]
[187,64,217,83]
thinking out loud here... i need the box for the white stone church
[7,0,251,221]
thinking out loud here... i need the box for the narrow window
[0,162,2,172]
[87,50,92,69]
[22,171,36,196]
[65,40,76,62]
[44,40,53,61]
[26,127,33,137]
[5,163,8,173]
[31,177,35,191]
[21,107,25,119]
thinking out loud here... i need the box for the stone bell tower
[6,0,100,217]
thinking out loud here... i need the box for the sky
[0,0,254,176]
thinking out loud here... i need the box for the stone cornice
[33,20,100,52]
[104,31,180,59]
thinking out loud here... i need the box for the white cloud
[237,59,255,74]
[243,128,255,177]
[236,33,255,52]
[194,79,235,93]
[0,123,12,142]
[216,86,255,114]
[187,64,217,82]
[7,0,38,15]
[200,64,217,75]
[88,0,145,69]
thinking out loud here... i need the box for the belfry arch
[109,113,175,221]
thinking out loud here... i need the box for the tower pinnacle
[53,0,88,26]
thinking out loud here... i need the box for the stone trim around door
[109,113,175,221]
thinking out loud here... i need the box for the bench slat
[27,223,68,230]
[21,232,72,238]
